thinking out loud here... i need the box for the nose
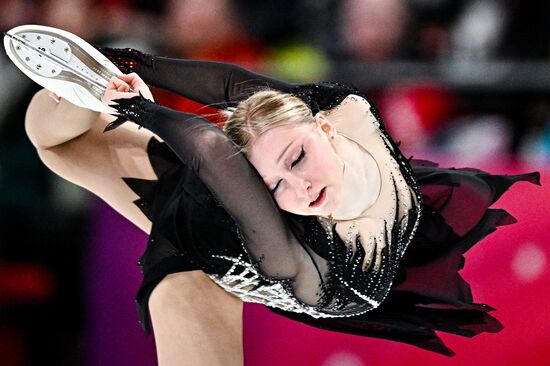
[288,175,312,201]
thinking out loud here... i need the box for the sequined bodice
[206,91,423,318]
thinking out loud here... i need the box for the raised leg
[149,271,244,366]
[25,89,245,364]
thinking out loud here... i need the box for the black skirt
[126,137,540,356]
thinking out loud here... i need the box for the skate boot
[4,24,121,114]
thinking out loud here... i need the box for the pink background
[87,163,549,366]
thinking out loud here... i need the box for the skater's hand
[102,74,154,106]
[117,72,153,97]
[117,73,154,102]
[102,76,134,105]
[108,76,131,93]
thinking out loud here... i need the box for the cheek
[273,194,300,214]
[305,146,326,174]
[273,195,284,208]
[273,191,291,208]
[310,149,340,180]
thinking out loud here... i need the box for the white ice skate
[3,24,121,114]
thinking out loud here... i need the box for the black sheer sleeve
[97,47,293,107]
[97,47,357,112]
[139,58,295,108]
[108,95,330,306]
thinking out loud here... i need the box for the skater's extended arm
[98,47,292,107]
[98,47,357,111]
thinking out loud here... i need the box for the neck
[326,134,382,221]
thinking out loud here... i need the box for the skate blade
[4,25,121,114]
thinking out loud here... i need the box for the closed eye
[270,145,306,195]
[269,179,282,194]
[291,146,305,168]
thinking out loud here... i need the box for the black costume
[100,48,540,356]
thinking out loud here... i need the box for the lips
[309,187,327,207]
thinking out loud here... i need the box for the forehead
[247,123,315,176]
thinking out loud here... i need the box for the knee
[25,88,53,122]
[25,89,53,148]
[24,88,100,149]
[149,271,243,319]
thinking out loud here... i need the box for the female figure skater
[7,25,540,364]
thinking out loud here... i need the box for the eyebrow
[277,139,295,166]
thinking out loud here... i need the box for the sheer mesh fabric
[135,57,294,108]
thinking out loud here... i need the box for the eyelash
[291,146,306,168]
[270,146,306,194]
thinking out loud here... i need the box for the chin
[311,203,335,218]
[321,191,337,215]
[280,206,306,216]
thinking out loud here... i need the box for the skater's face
[247,114,344,217]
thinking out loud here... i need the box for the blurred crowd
[0,0,549,365]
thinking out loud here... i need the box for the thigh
[149,271,244,366]
[29,89,160,233]
[29,91,245,364]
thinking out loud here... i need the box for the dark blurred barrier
[329,61,550,92]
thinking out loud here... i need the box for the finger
[117,72,141,82]
[106,78,120,92]
[109,77,131,92]
[118,73,148,91]
[117,72,140,85]
[117,82,130,92]
[109,90,139,101]
[108,76,121,85]
[108,76,124,87]
[116,73,154,101]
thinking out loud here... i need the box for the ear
[314,113,337,142]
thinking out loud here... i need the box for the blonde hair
[222,90,314,154]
